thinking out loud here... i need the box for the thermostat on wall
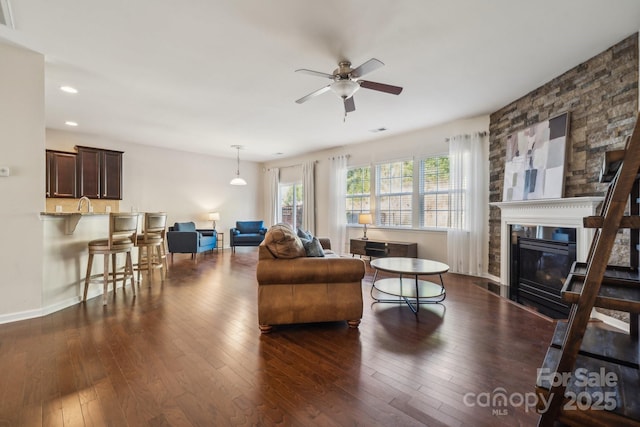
[0,166,9,177]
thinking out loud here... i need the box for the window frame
[279,181,304,229]
[345,165,372,225]
[419,154,453,230]
[374,158,414,228]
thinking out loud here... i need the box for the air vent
[0,0,15,29]
[369,127,387,133]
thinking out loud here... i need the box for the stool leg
[111,253,117,295]
[160,241,168,275]
[126,251,136,295]
[156,244,165,281]
[83,253,94,302]
[137,245,143,283]
[147,245,153,286]
[103,254,110,306]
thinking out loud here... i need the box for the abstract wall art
[502,112,570,201]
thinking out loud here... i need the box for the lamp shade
[358,213,373,225]
[230,177,247,186]
[208,212,220,221]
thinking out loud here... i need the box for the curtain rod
[266,160,318,171]
[327,154,350,160]
[445,131,487,142]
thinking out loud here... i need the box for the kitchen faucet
[77,196,92,212]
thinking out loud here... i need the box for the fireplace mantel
[490,197,603,295]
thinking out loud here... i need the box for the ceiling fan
[295,58,403,119]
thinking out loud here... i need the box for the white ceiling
[1,1,639,162]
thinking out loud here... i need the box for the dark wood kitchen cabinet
[46,150,77,198]
[76,146,123,199]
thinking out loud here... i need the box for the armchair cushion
[236,220,265,234]
[174,222,196,232]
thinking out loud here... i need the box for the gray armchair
[167,221,217,262]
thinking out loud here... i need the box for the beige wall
[261,115,490,266]
[0,42,45,318]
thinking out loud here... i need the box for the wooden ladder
[537,113,640,427]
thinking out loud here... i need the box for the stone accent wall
[489,33,639,278]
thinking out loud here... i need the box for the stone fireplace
[490,197,603,301]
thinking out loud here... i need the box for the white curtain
[266,168,279,226]
[447,132,488,276]
[328,155,348,254]
[302,160,315,233]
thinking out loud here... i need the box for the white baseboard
[0,285,124,325]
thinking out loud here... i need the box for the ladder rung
[584,215,640,228]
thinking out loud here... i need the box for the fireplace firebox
[510,225,576,318]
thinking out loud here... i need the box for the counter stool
[135,212,168,285]
[83,213,139,305]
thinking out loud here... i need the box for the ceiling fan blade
[344,96,355,113]
[295,85,332,104]
[351,58,384,78]
[359,80,403,95]
[295,69,335,79]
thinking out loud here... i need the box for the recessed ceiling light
[65,121,78,127]
[60,86,78,94]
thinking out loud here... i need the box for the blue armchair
[230,220,268,252]
[167,221,217,262]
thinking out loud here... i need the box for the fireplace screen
[510,226,576,319]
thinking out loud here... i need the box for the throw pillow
[264,223,306,259]
[297,228,313,242]
[303,236,325,257]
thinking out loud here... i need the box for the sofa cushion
[236,220,264,234]
[264,223,305,259]
[303,236,325,257]
[174,222,196,232]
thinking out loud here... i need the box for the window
[420,156,452,228]
[376,160,413,227]
[280,182,303,229]
[346,166,371,224]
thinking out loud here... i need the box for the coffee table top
[371,257,449,275]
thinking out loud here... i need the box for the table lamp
[209,212,220,230]
[358,213,373,240]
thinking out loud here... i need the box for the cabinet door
[101,151,122,199]
[76,147,101,198]
[46,151,76,198]
[350,239,367,256]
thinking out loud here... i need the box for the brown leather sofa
[256,232,366,333]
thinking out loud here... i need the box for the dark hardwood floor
[0,249,556,426]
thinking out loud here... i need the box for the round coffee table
[370,257,448,314]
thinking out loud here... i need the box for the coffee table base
[371,276,446,314]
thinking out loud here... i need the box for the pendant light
[230,145,247,186]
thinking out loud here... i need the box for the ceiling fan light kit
[295,58,403,119]
[330,79,360,99]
